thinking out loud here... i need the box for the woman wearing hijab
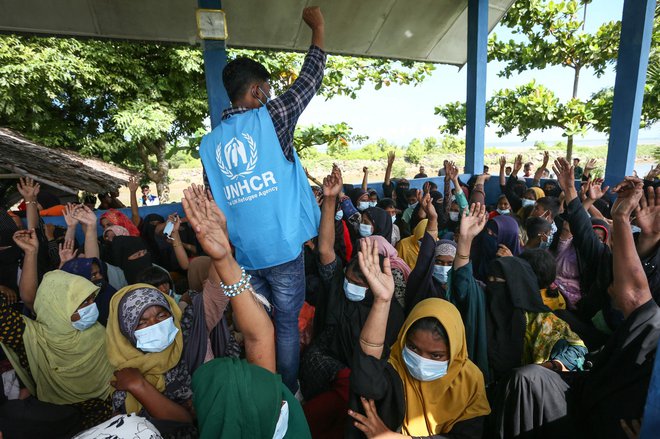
[100,209,141,237]
[357,206,393,245]
[367,235,411,309]
[300,167,404,439]
[61,257,116,326]
[109,235,153,284]
[470,214,522,282]
[0,268,114,435]
[347,238,490,438]
[396,218,428,270]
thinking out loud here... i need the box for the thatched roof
[0,128,133,194]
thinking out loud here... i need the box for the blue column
[604,0,656,187]
[198,0,230,129]
[464,0,488,175]
[641,338,660,439]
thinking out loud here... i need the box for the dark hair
[525,216,551,238]
[513,181,527,197]
[428,182,438,191]
[346,254,385,285]
[406,189,418,199]
[377,198,396,210]
[524,162,533,170]
[536,197,560,219]
[83,194,96,205]
[222,57,270,103]
[141,185,149,190]
[136,266,172,290]
[408,317,449,344]
[519,249,557,291]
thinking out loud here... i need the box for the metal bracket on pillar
[604,0,656,188]
[198,0,230,129]
[465,0,488,175]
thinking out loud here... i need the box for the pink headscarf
[368,235,412,281]
[103,225,130,240]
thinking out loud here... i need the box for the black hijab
[409,190,443,231]
[363,207,393,244]
[111,236,153,284]
[0,227,20,291]
[486,257,550,379]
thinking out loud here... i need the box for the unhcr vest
[200,106,320,270]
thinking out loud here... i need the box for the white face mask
[359,223,373,237]
[335,209,344,221]
[522,198,536,208]
[343,278,367,302]
[497,209,510,215]
[368,201,377,208]
[449,211,460,222]
[391,214,397,224]
[402,346,448,381]
[432,265,451,284]
[357,201,370,211]
[71,303,99,331]
[134,317,179,353]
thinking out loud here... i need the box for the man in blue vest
[200,7,325,393]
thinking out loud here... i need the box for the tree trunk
[566,135,574,162]
[137,138,170,202]
[566,64,580,162]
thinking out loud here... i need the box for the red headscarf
[99,209,140,237]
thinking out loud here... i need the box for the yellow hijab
[531,187,546,200]
[388,298,491,436]
[11,271,113,404]
[396,219,428,270]
[106,284,184,414]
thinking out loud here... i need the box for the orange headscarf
[388,298,490,436]
[100,209,140,236]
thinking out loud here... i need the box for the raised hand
[421,193,437,220]
[17,177,40,202]
[182,184,230,261]
[363,166,369,174]
[128,176,140,194]
[611,177,644,219]
[323,164,343,198]
[166,213,181,233]
[499,156,506,169]
[584,158,597,174]
[512,154,523,175]
[645,164,660,181]
[74,205,98,226]
[357,238,394,303]
[459,202,488,240]
[552,158,575,192]
[63,203,80,228]
[447,161,459,181]
[387,151,396,166]
[422,181,431,195]
[541,151,550,168]
[12,229,38,254]
[302,6,324,30]
[587,178,609,200]
[58,239,78,268]
[635,186,660,236]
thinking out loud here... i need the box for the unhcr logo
[216,133,258,180]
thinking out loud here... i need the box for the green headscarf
[5,270,113,404]
[193,357,311,439]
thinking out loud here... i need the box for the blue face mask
[134,317,179,353]
[169,289,182,304]
[432,265,451,284]
[335,210,344,221]
[402,346,448,381]
[256,85,271,106]
[368,201,377,208]
[358,201,370,211]
[497,209,510,215]
[343,278,367,302]
[521,199,535,208]
[359,223,373,238]
[71,303,99,331]
[409,202,419,209]
[539,239,551,250]
[391,214,397,224]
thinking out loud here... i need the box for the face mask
[343,278,367,302]
[359,223,373,238]
[432,265,451,284]
[539,239,551,250]
[169,289,182,304]
[369,201,377,208]
[631,225,642,234]
[256,86,271,106]
[497,209,510,215]
[134,317,179,353]
[391,214,397,224]
[358,201,370,211]
[522,199,535,208]
[272,401,289,439]
[72,303,99,331]
[402,346,448,381]
[335,210,344,221]
[93,279,106,289]
[409,202,418,209]
[449,211,460,222]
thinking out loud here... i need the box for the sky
[297,0,659,148]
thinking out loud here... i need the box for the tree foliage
[0,35,434,197]
[293,122,367,158]
[435,0,659,158]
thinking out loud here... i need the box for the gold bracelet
[25,200,37,205]
[456,254,470,260]
[360,338,384,348]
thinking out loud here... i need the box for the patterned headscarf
[435,239,457,258]
[100,209,140,237]
[103,225,130,240]
[117,287,173,346]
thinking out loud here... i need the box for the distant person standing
[414,165,428,179]
[140,185,160,206]
[573,158,583,179]
[199,7,326,394]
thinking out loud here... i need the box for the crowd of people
[0,6,659,439]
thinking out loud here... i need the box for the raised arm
[384,151,395,187]
[304,167,324,187]
[357,238,395,359]
[182,184,275,372]
[128,177,141,227]
[13,229,39,311]
[62,203,79,243]
[304,6,324,49]
[582,158,597,181]
[499,156,507,187]
[319,165,343,265]
[469,174,489,206]
[74,205,101,259]
[610,178,652,318]
[635,186,660,260]
[454,203,488,271]
[17,177,40,230]
[361,167,369,192]
[421,192,438,240]
[165,214,190,270]
[532,151,550,186]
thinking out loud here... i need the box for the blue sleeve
[549,339,587,371]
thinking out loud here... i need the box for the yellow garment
[523,312,585,365]
[540,288,566,311]
[15,271,113,404]
[388,298,491,436]
[531,187,545,200]
[396,219,428,270]
[106,284,183,414]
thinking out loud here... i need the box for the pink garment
[554,237,582,310]
[368,235,412,280]
[103,225,129,239]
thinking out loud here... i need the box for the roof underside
[0,128,133,194]
[0,0,515,65]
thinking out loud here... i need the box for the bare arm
[361,167,369,192]
[454,204,488,271]
[13,230,39,312]
[319,165,343,266]
[532,152,550,185]
[384,151,395,187]
[469,175,489,206]
[635,186,660,259]
[166,214,190,270]
[127,177,141,227]
[17,178,40,230]
[182,184,275,372]
[74,205,101,259]
[62,203,79,243]
[420,193,438,240]
[303,6,324,50]
[610,178,652,318]
[499,156,507,187]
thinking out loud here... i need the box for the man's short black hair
[223,58,271,103]
[536,196,561,219]
[519,248,557,290]
[141,185,149,190]
[526,216,551,239]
